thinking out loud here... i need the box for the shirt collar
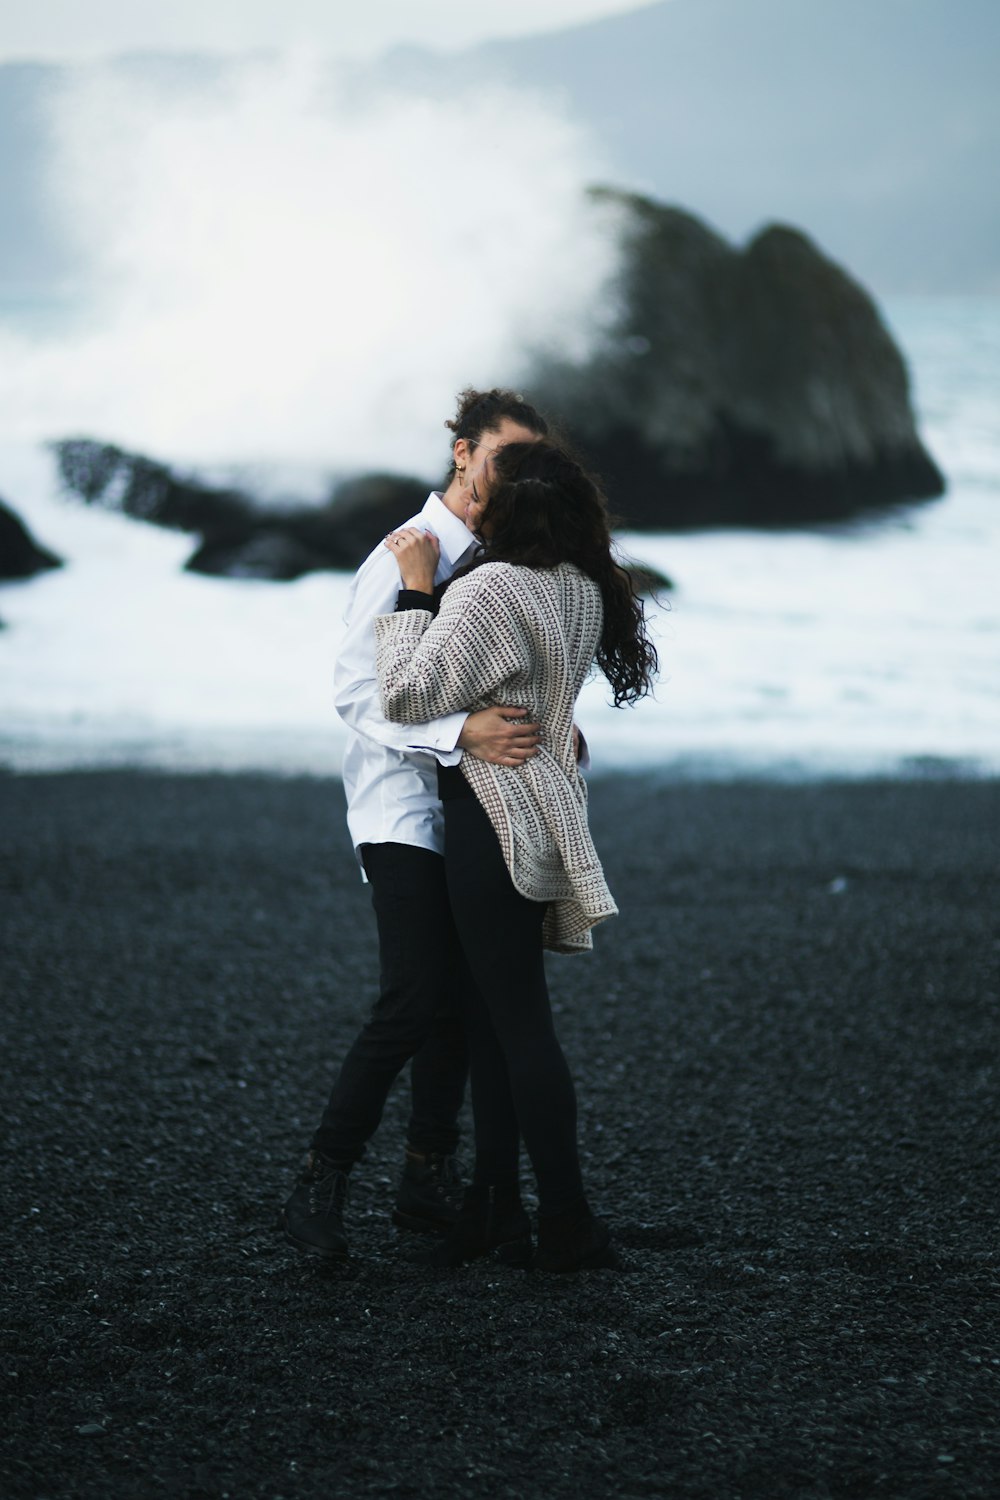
[420,491,478,568]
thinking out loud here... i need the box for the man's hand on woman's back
[459,706,541,766]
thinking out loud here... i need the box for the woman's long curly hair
[459,439,657,707]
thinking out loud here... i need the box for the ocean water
[1,296,998,779]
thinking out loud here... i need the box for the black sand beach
[2,769,998,1499]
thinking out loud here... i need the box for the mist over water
[0,54,622,476]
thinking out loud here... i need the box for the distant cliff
[532,189,945,528]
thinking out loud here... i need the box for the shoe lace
[306,1158,349,1217]
[410,1152,463,1204]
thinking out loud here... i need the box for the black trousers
[311,842,469,1166]
[443,794,585,1215]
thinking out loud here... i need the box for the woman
[376,439,657,1272]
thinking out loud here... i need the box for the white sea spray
[0,52,622,471]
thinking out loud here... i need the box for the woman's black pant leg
[444,796,585,1214]
[451,941,521,1190]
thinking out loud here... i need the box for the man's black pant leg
[311,842,468,1165]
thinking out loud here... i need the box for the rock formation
[532,189,945,528]
[49,190,945,568]
[0,497,63,580]
[51,440,429,580]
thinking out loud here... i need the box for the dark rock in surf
[185,529,330,581]
[185,475,432,579]
[51,438,254,535]
[532,188,946,528]
[321,473,434,565]
[0,496,63,579]
[50,439,434,580]
[623,560,673,596]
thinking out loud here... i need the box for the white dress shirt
[334,492,479,862]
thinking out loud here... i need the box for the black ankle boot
[281,1151,350,1261]
[421,1185,532,1268]
[534,1204,620,1273]
[392,1148,464,1236]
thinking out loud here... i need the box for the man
[282,389,549,1260]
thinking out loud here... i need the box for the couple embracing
[282,388,656,1273]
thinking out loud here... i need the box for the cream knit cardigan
[374,559,618,954]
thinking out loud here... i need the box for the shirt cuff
[405,710,468,762]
